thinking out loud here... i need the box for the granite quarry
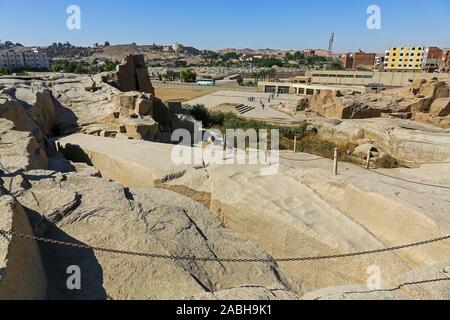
[0,55,449,300]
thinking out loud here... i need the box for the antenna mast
[329,33,335,54]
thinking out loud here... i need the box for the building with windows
[0,47,49,71]
[353,51,376,70]
[423,47,444,72]
[340,53,354,69]
[340,51,376,70]
[384,46,426,71]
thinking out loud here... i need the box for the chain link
[277,152,450,189]
[1,229,449,264]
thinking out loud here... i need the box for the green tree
[180,69,197,83]
[258,57,283,68]
[222,52,240,61]
[328,59,344,70]
[175,60,187,68]
[293,51,305,60]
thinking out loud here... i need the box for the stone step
[235,105,255,115]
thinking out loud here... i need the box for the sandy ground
[155,87,218,102]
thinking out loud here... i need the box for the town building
[384,46,426,71]
[352,51,376,70]
[258,81,363,96]
[302,49,316,57]
[340,53,354,69]
[0,47,49,71]
[340,51,376,70]
[172,42,183,53]
[257,70,450,95]
[423,47,443,72]
[308,70,449,87]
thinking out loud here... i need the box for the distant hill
[92,44,158,61]
[216,48,288,56]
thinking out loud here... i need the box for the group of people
[245,92,281,111]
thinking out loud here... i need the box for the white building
[0,47,49,71]
[172,42,183,53]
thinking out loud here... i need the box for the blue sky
[1,0,449,52]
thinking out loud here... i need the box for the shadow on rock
[26,209,107,300]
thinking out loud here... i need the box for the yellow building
[384,46,426,71]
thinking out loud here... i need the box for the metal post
[223,132,227,160]
[333,148,338,175]
[223,132,228,150]
[366,151,371,169]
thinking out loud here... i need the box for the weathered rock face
[104,55,154,94]
[429,98,450,117]
[308,80,450,126]
[303,262,450,300]
[110,92,154,117]
[0,119,48,171]
[0,72,195,145]
[310,116,450,164]
[30,90,58,137]
[16,170,305,300]
[0,196,47,300]
[385,79,450,102]
[310,91,403,119]
[272,98,309,116]
[54,134,450,299]
[0,98,47,147]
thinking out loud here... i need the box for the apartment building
[340,51,376,70]
[384,46,426,71]
[0,47,49,71]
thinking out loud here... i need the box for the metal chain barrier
[1,228,449,264]
[276,150,450,190]
[366,168,450,190]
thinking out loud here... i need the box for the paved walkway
[187,90,297,120]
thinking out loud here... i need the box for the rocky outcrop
[308,80,450,127]
[0,98,47,147]
[54,134,450,298]
[30,90,58,137]
[0,119,48,171]
[429,98,450,117]
[302,262,450,300]
[309,91,403,119]
[102,55,154,94]
[15,169,305,299]
[309,116,450,165]
[0,196,47,299]
[272,98,309,116]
